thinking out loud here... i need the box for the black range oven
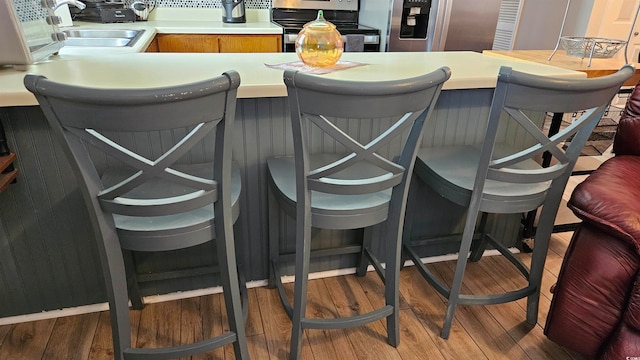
[271,0,380,53]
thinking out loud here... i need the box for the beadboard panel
[0,89,533,317]
[0,107,106,317]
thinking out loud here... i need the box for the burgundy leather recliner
[544,83,640,359]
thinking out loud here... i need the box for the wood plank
[219,288,267,359]
[303,278,357,359]
[324,275,403,360]
[135,301,180,351]
[395,309,446,360]
[88,308,141,360]
[356,270,445,359]
[548,232,573,260]
[0,324,13,347]
[88,312,115,360]
[0,318,55,360]
[0,153,16,173]
[482,255,554,325]
[398,267,489,360]
[247,333,270,360]
[429,261,531,359]
[181,296,217,360]
[42,313,99,360]
[246,288,264,337]
[253,286,315,360]
[0,169,17,192]
[354,270,410,310]
[447,259,577,360]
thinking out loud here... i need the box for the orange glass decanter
[295,10,344,68]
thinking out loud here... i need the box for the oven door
[282,31,380,52]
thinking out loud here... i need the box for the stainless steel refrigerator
[359,0,594,53]
[359,0,502,52]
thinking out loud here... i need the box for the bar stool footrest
[123,332,237,360]
[301,305,394,330]
[403,242,536,306]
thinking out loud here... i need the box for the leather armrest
[614,115,640,156]
[569,156,640,254]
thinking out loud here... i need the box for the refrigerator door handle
[431,0,450,51]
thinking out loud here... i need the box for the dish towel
[345,34,365,52]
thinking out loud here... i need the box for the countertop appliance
[271,0,381,53]
[69,0,135,23]
[360,0,501,52]
[222,0,245,23]
[0,0,64,69]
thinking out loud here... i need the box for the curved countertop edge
[0,51,586,107]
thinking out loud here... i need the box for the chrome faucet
[52,0,86,11]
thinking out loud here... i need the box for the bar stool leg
[268,188,280,289]
[122,250,144,310]
[385,223,401,346]
[216,224,249,359]
[468,212,489,262]
[289,212,312,360]
[355,227,371,276]
[441,205,481,339]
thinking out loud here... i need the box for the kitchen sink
[62,29,145,47]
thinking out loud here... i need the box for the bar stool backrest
[284,67,451,199]
[482,65,635,204]
[24,72,240,250]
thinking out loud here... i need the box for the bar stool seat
[417,143,551,211]
[102,164,241,240]
[268,154,392,229]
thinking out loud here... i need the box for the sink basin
[62,29,145,47]
[64,38,134,47]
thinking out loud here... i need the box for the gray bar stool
[24,72,249,360]
[267,67,451,359]
[402,65,634,339]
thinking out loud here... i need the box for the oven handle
[284,33,380,45]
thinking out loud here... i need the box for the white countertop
[0,51,586,107]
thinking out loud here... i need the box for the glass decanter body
[295,10,344,68]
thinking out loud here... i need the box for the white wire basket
[560,37,627,58]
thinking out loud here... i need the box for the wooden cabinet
[153,34,282,53]
[145,37,159,52]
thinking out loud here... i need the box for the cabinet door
[217,35,282,53]
[145,38,159,52]
[155,34,220,52]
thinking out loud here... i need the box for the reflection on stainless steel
[62,28,145,47]
[63,29,141,38]
[64,38,131,46]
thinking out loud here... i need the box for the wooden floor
[0,230,586,360]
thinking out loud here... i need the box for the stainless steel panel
[272,0,358,11]
[442,0,501,51]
